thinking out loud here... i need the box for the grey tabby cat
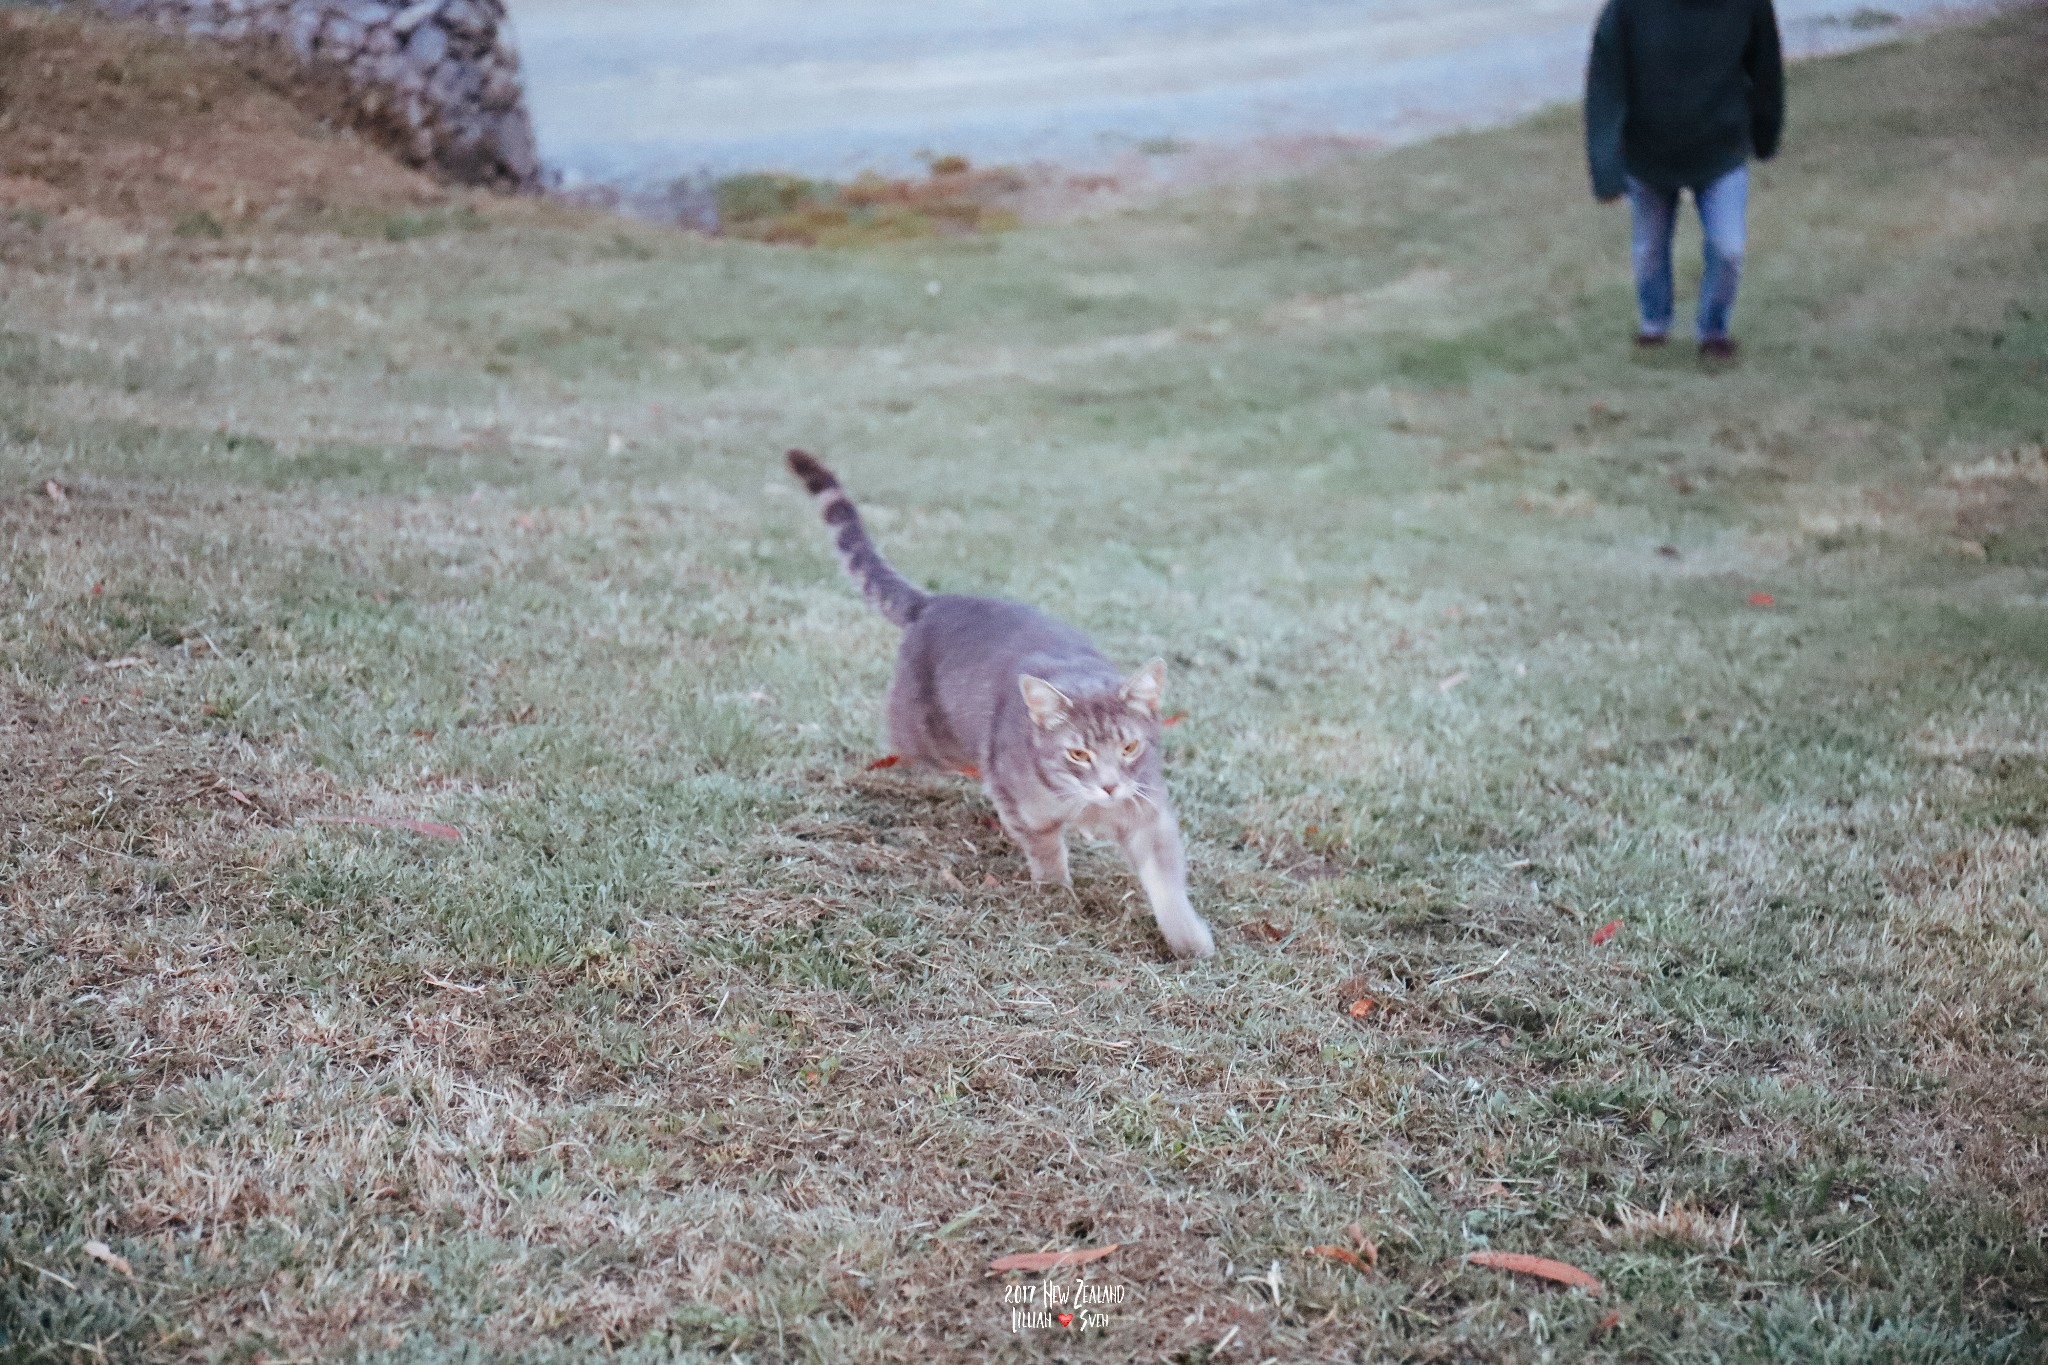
[786,449,1216,960]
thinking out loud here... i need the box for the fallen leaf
[1336,975,1382,1020]
[82,1240,132,1277]
[1161,711,1188,727]
[1437,670,1470,693]
[987,1244,1120,1274]
[956,764,982,779]
[303,815,464,841]
[1465,1250,1602,1296]
[45,479,68,504]
[425,975,484,995]
[1593,1308,1623,1340]
[1305,1244,1372,1273]
[866,754,902,770]
[224,788,257,809]
[981,873,999,887]
[1345,1225,1380,1267]
[1748,592,1775,607]
[1591,919,1622,946]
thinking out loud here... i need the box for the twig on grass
[26,1260,79,1290]
[1427,948,1512,993]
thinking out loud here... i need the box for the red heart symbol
[1057,1313,1074,1327]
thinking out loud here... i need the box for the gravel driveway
[515,0,2002,185]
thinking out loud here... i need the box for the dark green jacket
[1585,0,1785,199]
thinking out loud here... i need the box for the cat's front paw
[1023,857,1072,890]
[1159,912,1217,960]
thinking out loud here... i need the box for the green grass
[4,11,2047,1363]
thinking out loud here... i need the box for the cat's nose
[1101,783,1119,797]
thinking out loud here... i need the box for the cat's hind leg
[1115,808,1216,960]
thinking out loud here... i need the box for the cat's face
[1018,661,1165,806]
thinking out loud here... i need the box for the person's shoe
[1699,337,1739,362]
[1633,331,1668,349]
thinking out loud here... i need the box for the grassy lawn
[3,8,2047,1362]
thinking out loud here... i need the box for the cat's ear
[1019,675,1072,729]
[1121,658,1166,717]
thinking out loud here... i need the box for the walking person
[1585,0,1785,360]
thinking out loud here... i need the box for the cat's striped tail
[786,450,929,628]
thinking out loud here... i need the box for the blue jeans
[1627,164,1748,342]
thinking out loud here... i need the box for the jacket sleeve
[1584,0,1629,199]
[1747,0,1786,160]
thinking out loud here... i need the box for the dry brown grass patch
[0,6,442,233]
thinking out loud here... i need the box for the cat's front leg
[995,805,1071,888]
[1116,807,1216,960]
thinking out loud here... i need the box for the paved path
[514,0,1999,185]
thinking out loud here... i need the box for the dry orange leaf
[1591,919,1622,946]
[1305,1244,1373,1274]
[1336,975,1384,1021]
[1161,712,1187,727]
[866,754,902,770]
[1306,1244,1370,1272]
[956,764,982,779]
[1465,1250,1603,1296]
[304,815,464,841]
[987,1244,1120,1274]
[82,1239,132,1277]
[1346,1224,1380,1266]
[1593,1308,1623,1340]
[1748,592,1776,607]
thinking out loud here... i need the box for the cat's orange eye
[1121,740,1144,759]
[1065,748,1093,765]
